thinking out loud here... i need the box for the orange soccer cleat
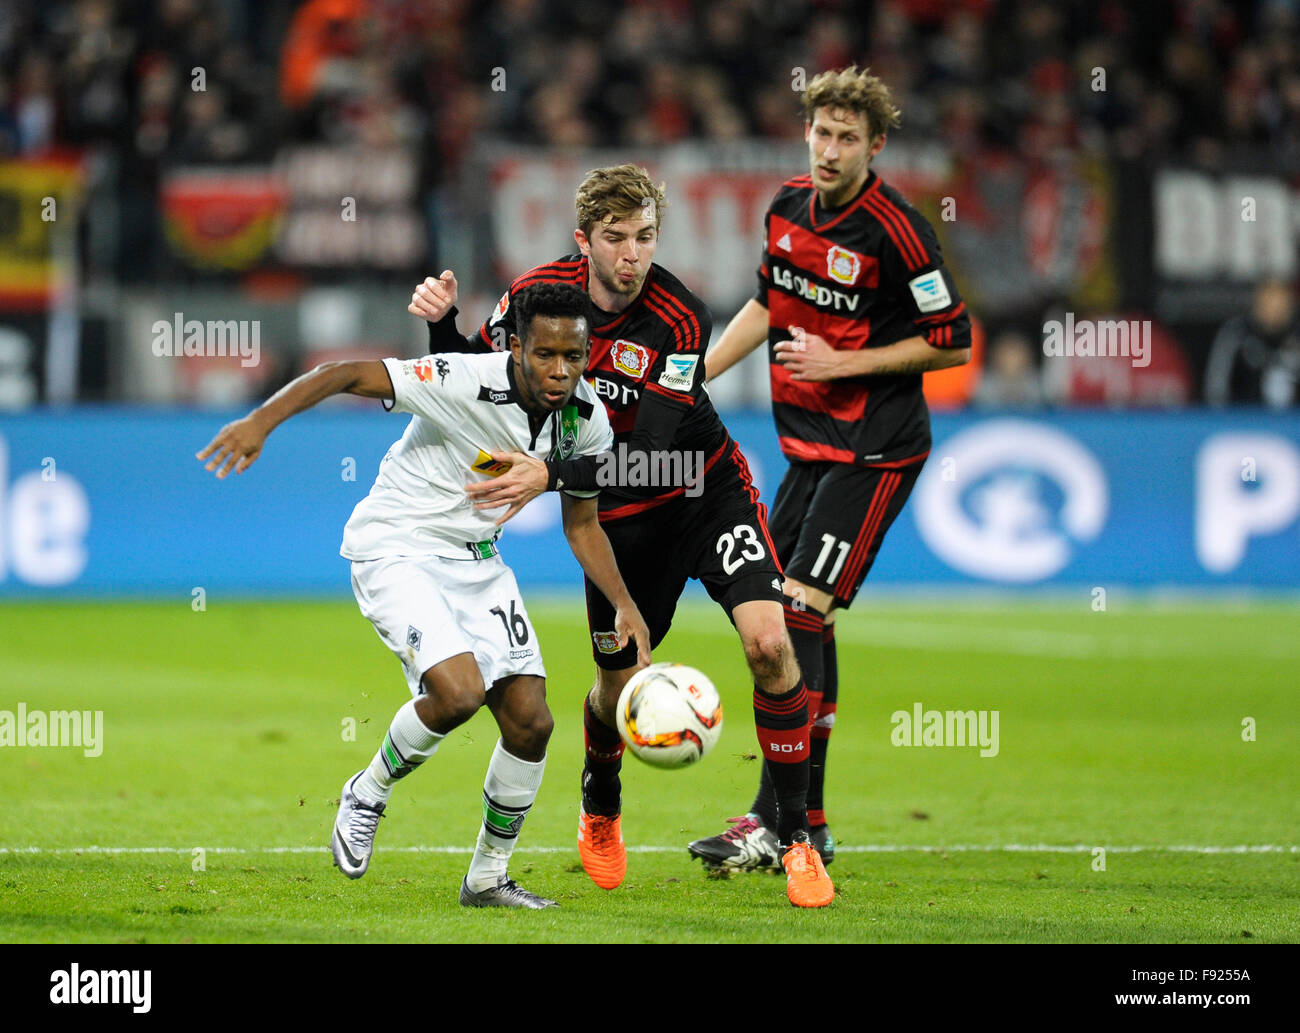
[578,808,627,890]
[782,838,834,908]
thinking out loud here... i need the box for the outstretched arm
[196,360,393,478]
[561,494,651,668]
[706,298,770,380]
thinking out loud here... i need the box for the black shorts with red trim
[769,457,924,609]
[586,439,784,670]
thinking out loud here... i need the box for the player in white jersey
[197,283,650,908]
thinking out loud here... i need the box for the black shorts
[586,440,784,669]
[769,459,923,610]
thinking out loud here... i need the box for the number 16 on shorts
[490,599,531,647]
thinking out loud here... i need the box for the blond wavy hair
[575,164,668,235]
[802,66,902,140]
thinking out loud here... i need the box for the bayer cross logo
[825,245,861,285]
[406,625,422,650]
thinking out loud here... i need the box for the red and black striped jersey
[427,255,729,519]
[755,169,970,467]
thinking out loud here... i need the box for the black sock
[751,600,824,828]
[808,622,838,826]
[581,695,622,816]
[752,680,810,844]
[752,761,779,829]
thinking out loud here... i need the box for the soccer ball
[615,662,723,768]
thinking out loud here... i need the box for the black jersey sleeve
[545,453,604,492]
[881,211,971,351]
[424,306,488,354]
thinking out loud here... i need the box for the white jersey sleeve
[382,355,471,424]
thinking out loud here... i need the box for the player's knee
[420,676,484,728]
[516,707,554,754]
[443,689,484,728]
[742,624,790,680]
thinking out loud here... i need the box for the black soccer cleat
[810,824,835,867]
[687,813,781,870]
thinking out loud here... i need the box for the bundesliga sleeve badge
[409,356,450,384]
[908,270,952,313]
[490,291,510,325]
[657,354,699,392]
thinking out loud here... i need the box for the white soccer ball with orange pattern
[615,662,724,768]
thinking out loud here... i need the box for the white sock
[355,699,443,805]
[465,739,546,892]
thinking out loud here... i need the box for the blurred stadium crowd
[0,0,1297,407]
[7,0,1300,163]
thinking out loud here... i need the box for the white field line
[0,844,1295,856]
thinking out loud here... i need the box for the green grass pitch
[1,597,1296,943]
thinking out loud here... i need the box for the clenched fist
[408,270,459,323]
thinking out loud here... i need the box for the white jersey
[341,352,613,562]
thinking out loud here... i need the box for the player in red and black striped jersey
[692,67,971,870]
[407,165,834,907]
[432,253,732,520]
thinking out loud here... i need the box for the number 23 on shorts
[716,524,765,575]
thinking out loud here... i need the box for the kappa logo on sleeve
[908,271,952,313]
[411,357,450,384]
[657,354,699,392]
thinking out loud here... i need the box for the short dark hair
[513,282,591,346]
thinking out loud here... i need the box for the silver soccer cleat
[331,772,385,879]
[458,875,558,909]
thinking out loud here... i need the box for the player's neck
[586,278,637,316]
[506,355,551,419]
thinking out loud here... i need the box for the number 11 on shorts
[810,533,849,583]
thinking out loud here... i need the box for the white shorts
[350,554,546,698]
